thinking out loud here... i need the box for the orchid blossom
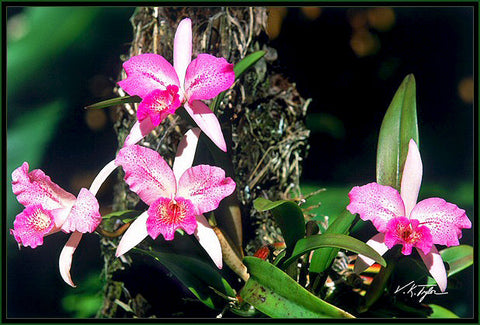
[10,162,102,287]
[118,18,235,152]
[347,139,471,292]
[114,128,235,268]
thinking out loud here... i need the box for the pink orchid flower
[347,139,471,292]
[114,128,236,268]
[10,162,102,287]
[118,18,235,152]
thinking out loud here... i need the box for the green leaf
[309,209,356,273]
[101,210,141,223]
[134,248,235,310]
[376,74,419,189]
[211,51,266,112]
[240,257,354,318]
[253,198,305,255]
[282,233,386,268]
[85,96,141,110]
[428,304,459,318]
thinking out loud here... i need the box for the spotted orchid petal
[10,204,55,249]
[184,101,227,152]
[354,233,389,274]
[61,188,102,234]
[123,117,156,147]
[177,164,236,216]
[174,18,192,87]
[116,145,177,205]
[12,162,76,210]
[347,182,405,233]
[137,86,181,127]
[184,54,235,102]
[410,198,471,247]
[146,197,197,240]
[118,53,180,99]
[194,214,222,269]
[172,128,201,181]
[417,246,447,292]
[59,231,83,287]
[401,139,423,217]
[116,211,149,257]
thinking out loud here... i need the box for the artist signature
[394,281,448,302]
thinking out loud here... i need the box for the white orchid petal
[400,139,423,217]
[124,118,156,147]
[417,246,447,292]
[116,211,149,257]
[89,160,117,196]
[173,128,201,181]
[59,231,83,287]
[354,233,388,274]
[194,214,222,269]
[174,18,192,87]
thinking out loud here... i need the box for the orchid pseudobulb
[347,139,471,292]
[118,18,235,152]
[10,162,102,287]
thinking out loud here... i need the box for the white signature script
[394,281,448,302]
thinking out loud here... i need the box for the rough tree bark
[97,7,310,318]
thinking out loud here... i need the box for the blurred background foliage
[6,6,474,318]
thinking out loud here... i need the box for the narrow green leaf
[376,74,419,189]
[134,248,235,310]
[309,209,356,273]
[282,233,386,268]
[253,198,305,255]
[85,96,141,110]
[211,51,266,112]
[428,304,459,318]
[101,210,141,223]
[240,257,354,318]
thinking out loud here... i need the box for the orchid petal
[173,128,201,181]
[410,198,471,247]
[184,101,227,152]
[12,162,76,210]
[116,145,176,205]
[61,188,101,233]
[118,53,180,99]
[116,211,149,257]
[146,197,197,240]
[59,231,83,287]
[123,117,156,147]
[184,54,235,102]
[89,160,117,196]
[137,86,181,127]
[10,205,55,249]
[347,182,405,233]
[177,165,236,216]
[194,214,222,269]
[417,246,447,292]
[174,18,192,87]
[354,233,388,274]
[400,139,423,217]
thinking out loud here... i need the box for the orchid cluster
[10,18,236,286]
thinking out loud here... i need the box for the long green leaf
[376,74,419,189]
[427,245,473,285]
[211,50,266,112]
[85,96,141,109]
[254,198,305,255]
[282,233,386,268]
[240,257,354,318]
[134,248,235,310]
[309,209,356,273]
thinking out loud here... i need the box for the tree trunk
[97,7,310,318]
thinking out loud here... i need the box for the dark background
[5,6,475,318]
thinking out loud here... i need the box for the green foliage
[134,248,235,310]
[62,272,104,318]
[427,245,473,286]
[253,198,305,256]
[240,257,354,318]
[428,304,459,318]
[85,96,142,110]
[281,233,386,269]
[376,74,419,189]
[309,209,356,273]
